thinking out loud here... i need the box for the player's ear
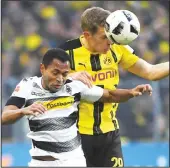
[40,63,45,75]
[83,31,91,39]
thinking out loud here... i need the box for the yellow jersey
[59,35,139,135]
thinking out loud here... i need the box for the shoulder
[111,44,134,53]
[65,80,88,94]
[58,38,82,51]
[113,44,135,54]
[17,76,40,89]
[11,76,39,98]
[21,76,39,84]
[122,45,135,54]
[72,80,87,89]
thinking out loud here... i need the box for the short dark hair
[42,48,71,68]
[81,7,110,34]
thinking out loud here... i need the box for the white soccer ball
[104,10,140,45]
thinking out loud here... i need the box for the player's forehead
[94,26,105,36]
[48,59,70,72]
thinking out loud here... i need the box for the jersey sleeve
[5,78,32,108]
[81,85,104,102]
[11,78,31,98]
[119,45,140,69]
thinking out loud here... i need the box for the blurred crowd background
[2,1,169,142]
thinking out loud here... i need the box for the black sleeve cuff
[5,96,26,108]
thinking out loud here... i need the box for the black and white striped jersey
[6,76,103,159]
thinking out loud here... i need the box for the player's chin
[49,86,61,93]
[101,49,109,54]
[103,48,110,54]
[101,51,106,54]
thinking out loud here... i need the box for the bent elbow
[1,113,14,125]
[2,117,8,125]
[2,118,16,125]
[2,115,9,125]
[147,73,160,81]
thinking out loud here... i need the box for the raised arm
[81,82,152,103]
[118,45,169,81]
[127,58,169,81]
[99,84,152,103]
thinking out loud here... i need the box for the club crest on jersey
[66,85,72,94]
[14,86,20,92]
[103,57,112,65]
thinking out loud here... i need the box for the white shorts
[28,156,86,167]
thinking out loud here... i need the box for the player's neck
[80,35,99,54]
[41,78,49,91]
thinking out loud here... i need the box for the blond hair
[81,7,110,34]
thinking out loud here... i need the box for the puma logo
[78,63,86,68]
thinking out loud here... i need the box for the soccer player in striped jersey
[2,48,152,167]
[59,7,169,167]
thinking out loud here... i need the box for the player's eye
[52,70,60,76]
[52,71,58,75]
[102,35,107,39]
[63,73,68,77]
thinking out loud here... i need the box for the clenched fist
[131,84,152,97]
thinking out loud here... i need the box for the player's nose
[56,74,64,83]
[107,39,112,45]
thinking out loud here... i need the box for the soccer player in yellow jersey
[59,7,169,167]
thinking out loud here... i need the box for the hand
[131,84,153,97]
[21,102,47,116]
[69,71,93,88]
